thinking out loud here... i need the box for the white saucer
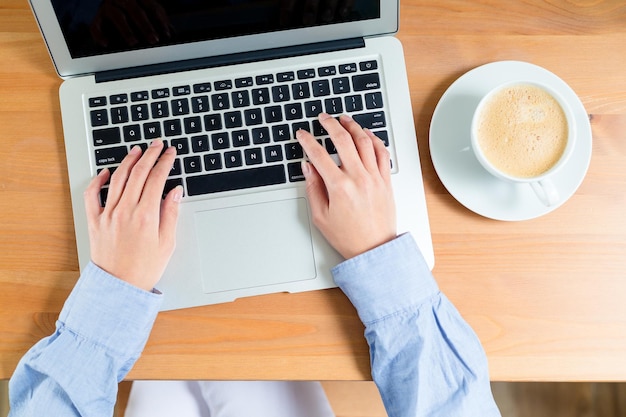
[429,61,592,221]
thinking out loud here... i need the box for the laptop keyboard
[88,59,391,204]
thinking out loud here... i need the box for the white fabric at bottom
[125,381,335,417]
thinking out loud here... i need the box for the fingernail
[318,112,332,121]
[172,185,183,203]
[130,145,142,155]
[340,113,353,121]
[301,160,311,178]
[150,139,162,147]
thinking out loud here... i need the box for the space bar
[186,165,287,196]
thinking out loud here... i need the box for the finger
[339,114,379,173]
[318,113,362,170]
[367,129,392,181]
[105,145,143,211]
[84,168,110,222]
[159,184,183,250]
[301,161,329,226]
[138,145,177,207]
[121,140,166,206]
[296,128,341,184]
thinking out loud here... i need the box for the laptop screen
[51,0,381,59]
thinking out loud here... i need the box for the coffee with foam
[475,84,568,178]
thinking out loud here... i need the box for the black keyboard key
[215,80,232,90]
[244,108,263,126]
[374,130,389,146]
[152,88,170,99]
[131,103,149,121]
[191,135,210,153]
[255,74,274,85]
[244,148,263,165]
[173,85,191,96]
[312,80,331,97]
[204,153,222,171]
[285,142,304,160]
[131,91,149,101]
[204,114,222,131]
[232,90,250,108]
[312,120,328,136]
[171,98,190,116]
[325,138,337,154]
[95,146,127,166]
[110,106,129,124]
[211,132,230,150]
[284,103,303,120]
[332,77,350,94]
[277,71,295,82]
[164,178,183,199]
[184,116,202,134]
[252,127,270,144]
[143,122,161,139]
[110,94,128,104]
[365,92,384,109]
[186,165,286,196]
[271,85,291,102]
[170,159,182,176]
[231,130,250,147]
[265,145,283,162]
[344,95,363,112]
[151,101,169,118]
[90,109,108,127]
[297,69,315,79]
[184,155,202,173]
[193,83,212,93]
[339,63,357,74]
[359,60,378,71]
[211,93,230,110]
[272,124,290,142]
[224,150,243,168]
[251,88,270,105]
[317,66,336,77]
[352,73,381,91]
[191,96,210,113]
[324,97,343,114]
[287,162,305,182]
[224,111,243,128]
[235,77,253,88]
[292,83,310,99]
[352,111,386,129]
[163,119,182,137]
[291,121,310,136]
[264,106,283,123]
[89,96,107,107]
[93,127,121,146]
[304,100,323,118]
[122,125,141,142]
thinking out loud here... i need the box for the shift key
[95,146,128,166]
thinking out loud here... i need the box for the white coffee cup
[471,81,576,206]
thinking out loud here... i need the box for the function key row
[88,60,379,107]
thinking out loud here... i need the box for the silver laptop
[29,0,434,310]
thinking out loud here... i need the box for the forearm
[332,233,500,416]
[9,262,161,417]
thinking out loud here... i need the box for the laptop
[29,0,434,311]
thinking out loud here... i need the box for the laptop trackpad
[194,198,317,294]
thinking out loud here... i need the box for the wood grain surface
[1,0,625,381]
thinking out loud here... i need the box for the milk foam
[476,84,568,178]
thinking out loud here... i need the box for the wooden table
[1,0,625,382]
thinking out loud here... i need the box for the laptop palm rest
[194,198,317,294]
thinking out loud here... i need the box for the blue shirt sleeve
[9,262,162,417]
[332,233,501,417]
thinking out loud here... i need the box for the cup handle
[530,179,560,207]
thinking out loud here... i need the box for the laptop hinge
[95,38,366,83]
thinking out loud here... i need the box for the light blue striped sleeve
[332,233,501,417]
[9,262,162,417]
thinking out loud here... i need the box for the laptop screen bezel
[29,0,398,79]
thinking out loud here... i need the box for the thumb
[160,185,183,248]
[302,161,329,224]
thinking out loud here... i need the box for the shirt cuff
[331,233,439,325]
[58,262,163,357]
